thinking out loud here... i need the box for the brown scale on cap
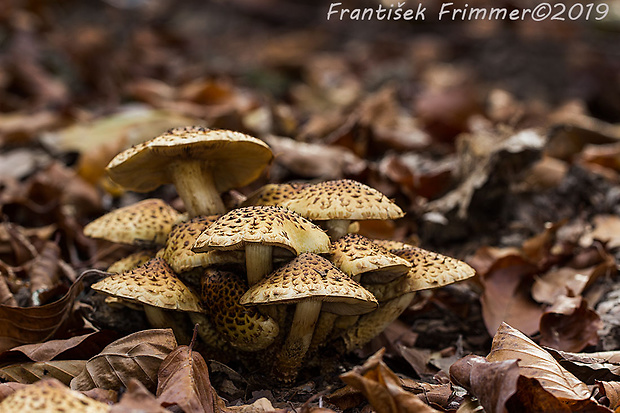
[162,215,243,273]
[107,249,157,273]
[0,379,109,412]
[193,205,330,286]
[107,126,273,217]
[201,268,278,352]
[330,233,411,284]
[244,179,404,240]
[371,238,417,251]
[84,198,182,247]
[92,257,202,312]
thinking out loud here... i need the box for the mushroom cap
[106,126,273,193]
[365,247,476,301]
[84,199,182,247]
[107,249,156,273]
[245,179,404,221]
[240,253,378,315]
[371,238,417,251]
[330,233,411,283]
[0,379,109,413]
[192,205,331,255]
[202,268,279,351]
[92,257,202,312]
[162,215,244,272]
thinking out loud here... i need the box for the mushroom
[193,205,331,286]
[337,247,476,352]
[106,126,273,217]
[310,233,412,352]
[84,198,183,248]
[244,179,404,239]
[161,215,244,273]
[0,379,109,413]
[107,249,157,273]
[201,268,279,351]
[91,257,202,344]
[240,253,377,382]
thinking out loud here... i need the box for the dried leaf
[0,360,86,385]
[71,328,177,393]
[156,342,222,413]
[0,383,27,403]
[0,272,84,352]
[488,323,590,401]
[595,381,620,410]
[546,348,620,384]
[339,348,440,413]
[28,241,62,306]
[580,215,620,249]
[539,296,602,352]
[110,379,169,413]
[532,267,592,305]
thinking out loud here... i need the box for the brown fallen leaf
[339,348,441,413]
[0,383,27,403]
[580,215,620,249]
[71,328,178,393]
[545,348,620,384]
[156,336,223,413]
[487,323,590,401]
[595,381,620,410]
[0,272,84,352]
[539,296,602,352]
[109,379,169,413]
[0,360,86,385]
[28,241,62,306]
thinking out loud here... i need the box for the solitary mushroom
[106,126,273,216]
[193,206,331,286]
[241,253,377,382]
[91,257,202,344]
[84,198,182,248]
[201,268,279,351]
[244,179,404,239]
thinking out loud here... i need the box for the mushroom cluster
[85,126,476,383]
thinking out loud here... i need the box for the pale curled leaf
[110,379,169,413]
[156,343,222,413]
[488,323,590,401]
[0,360,86,385]
[71,328,177,393]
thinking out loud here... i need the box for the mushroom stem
[308,311,338,355]
[245,244,273,286]
[170,161,225,217]
[143,304,192,344]
[323,219,351,240]
[274,300,322,382]
[338,292,415,353]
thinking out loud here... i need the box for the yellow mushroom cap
[84,198,181,247]
[106,126,273,193]
[365,247,476,301]
[0,379,108,413]
[240,253,378,315]
[162,215,244,272]
[107,249,157,273]
[192,205,330,255]
[91,257,202,312]
[245,179,404,221]
[201,268,279,352]
[330,233,411,283]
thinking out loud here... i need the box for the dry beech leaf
[28,241,62,306]
[488,323,590,401]
[545,348,620,384]
[110,379,169,413]
[532,267,592,305]
[156,341,222,413]
[580,215,620,249]
[71,328,178,393]
[539,296,602,352]
[595,381,620,410]
[0,272,84,352]
[0,360,86,385]
[339,348,440,413]
[0,331,117,366]
[228,397,281,413]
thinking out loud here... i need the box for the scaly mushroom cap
[106,126,272,193]
[92,257,202,312]
[107,249,156,273]
[246,179,404,221]
[240,253,378,315]
[330,233,411,283]
[202,268,279,351]
[371,238,417,251]
[84,199,182,247]
[162,215,244,272]
[193,206,330,255]
[365,247,476,301]
[0,379,109,413]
